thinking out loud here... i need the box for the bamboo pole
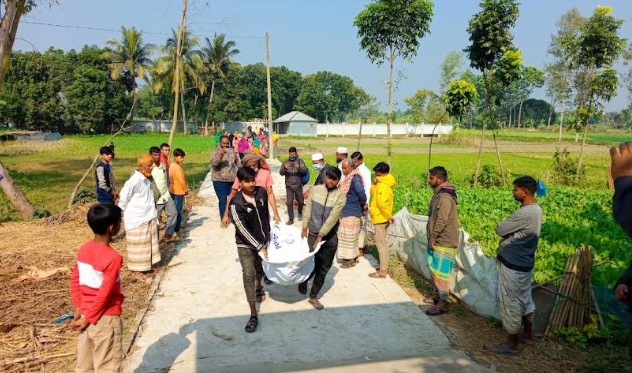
[265,32,274,160]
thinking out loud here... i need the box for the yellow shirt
[169,162,188,195]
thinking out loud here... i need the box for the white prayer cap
[311,153,324,161]
[336,147,348,154]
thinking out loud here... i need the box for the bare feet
[610,141,632,180]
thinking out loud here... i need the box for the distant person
[280,146,308,225]
[492,176,543,356]
[229,167,270,333]
[335,146,348,172]
[70,203,124,373]
[610,141,632,237]
[211,135,241,219]
[299,167,346,310]
[337,158,367,268]
[368,162,395,278]
[169,148,189,234]
[272,131,279,148]
[232,131,240,149]
[227,131,235,149]
[311,152,334,186]
[425,166,459,316]
[118,155,161,278]
[150,147,177,241]
[160,143,170,172]
[237,134,250,160]
[95,146,118,204]
[351,151,372,257]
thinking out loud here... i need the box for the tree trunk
[473,73,491,187]
[493,130,506,185]
[180,82,187,135]
[0,0,35,218]
[558,100,565,142]
[575,122,589,183]
[357,121,363,151]
[0,157,35,218]
[547,98,554,127]
[386,49,394,165]
[518,99,524,128]
[168,0,187,148]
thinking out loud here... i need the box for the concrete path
[123,160,489,373]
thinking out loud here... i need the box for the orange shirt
[169,162,188,195]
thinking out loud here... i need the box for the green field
[1,132,630,286]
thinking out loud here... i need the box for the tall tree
[102,26,154,121]
[515,66,544,127]
[439,51,465,95]
[354,0,433,164]
[404,89,447,124]
[0,0,41,218]
[621,41,632,112]
[464,0,521,186]
[201,33,239,129]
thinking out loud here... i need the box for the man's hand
[72,306,82,322]
[221,214,230,228]
[111,190,119,199]
[313,234,322,250]
[610,141,632,181]
[362,204,368,215]
[273,213,281,225]
[388,217,395,224]
[301,228,308,239]
[259,246,269,260]
[71,317,90,332]
[615,283,629,302]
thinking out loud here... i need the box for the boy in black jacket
[229,167,270,333]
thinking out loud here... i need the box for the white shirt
[356,163,372,205]
[118,170,157,230]
[151,164,170,204]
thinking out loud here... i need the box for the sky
[16,0,632,113]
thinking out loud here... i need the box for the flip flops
[244,315,258,333]
[368,271,387,278]
[425,307,447,316]
[491,343,519,356]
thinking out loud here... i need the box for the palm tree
[103,26,154,121]
[202,33,239,105]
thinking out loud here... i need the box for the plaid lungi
[126,218,161,272]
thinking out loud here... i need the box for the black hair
[429,166,448,181]
[324,166,342,181]
[513,176,537,195]
[173,148,185,157]
[149,146,160,154]
[220,135,229,142]
[160,143,170,149]
[87,203,122,235]
[100,146,113,155]
[351,151,363,160]
[237,167,256,182]
[373,162,390,174]
[289,146,297,153]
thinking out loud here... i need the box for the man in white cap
[312,152,334,186]
[335,147,349,183]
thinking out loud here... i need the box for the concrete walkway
[123,160,489,373]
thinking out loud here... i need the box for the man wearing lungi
[425,166,459,316]
[118,155,161,280]
[493,176,542,355]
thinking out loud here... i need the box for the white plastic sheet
[388,207,500,319]
[261,224,322,286]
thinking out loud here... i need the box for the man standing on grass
[150,147,177,241]
[280,146,307,225]
[425,166,459,316]
[351,151,372,257]
[493,176,542,356]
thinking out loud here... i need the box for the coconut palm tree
[103,26,154,121]
[202,33,239,105]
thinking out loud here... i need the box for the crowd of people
[68,137,632,371]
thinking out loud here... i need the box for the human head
[512,176,537,203]
[219,135,230,149]
[137,155,154,177]
[335,147,348,163]
[160,143,170,159]
[311,153,324,170]
[428,166,448,188]
[341,158,355,176]
[372,162,390,177]
[237,167,256,194]
[242,153,262,169]
[351,151,364,168]
[173,148,185,164]
[149,146,161,165]
[288,146,298,160]
[87,203,122,237]
[324,167,342,190]
[100,146,114,163]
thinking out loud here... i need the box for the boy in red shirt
[70,203,125,372]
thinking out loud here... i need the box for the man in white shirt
[118,155,161,275]
[351,151,372,256]
[150,147,178,241]
[336,147,349,183]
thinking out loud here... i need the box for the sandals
[368,271,387,278]
[244,315,258,333]
[425,307,447,316]
[341,259,356,269]
[308,298,324,310]
[298,281,308,295]
[255,287,265,303]
[491,343,518,356]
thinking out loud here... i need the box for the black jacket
[280,157,308,186]
[229,186,270,250]
[613,176,632,238]
[314,163,334,186]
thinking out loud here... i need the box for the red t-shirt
[70,240,124,324]
[232,168,274,190]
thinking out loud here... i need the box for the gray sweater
[495,204,543,272]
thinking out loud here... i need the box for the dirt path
[122,160,488,372]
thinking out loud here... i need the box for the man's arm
[221,187,239,227]
[70,261,82,309]
[319,193,346,237]
[302,190,314,232]
[96,166,110,192]
[495,210,525,237]
[279,161,287,176]
[210,149,223,169]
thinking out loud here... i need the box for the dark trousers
[306,234,338,298]
[237,246,264,303]
[213,181,233,219]
[172,194,185,232]
[285,184,304,220]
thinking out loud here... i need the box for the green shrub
[471,165,504,188]
[553,147,585,186]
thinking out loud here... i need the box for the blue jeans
[172,194,185,232]
[213,181,233,219]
